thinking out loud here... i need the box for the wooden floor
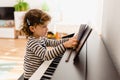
[0,38,27,80]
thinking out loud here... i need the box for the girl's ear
[29,26,35,32]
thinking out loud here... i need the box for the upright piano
[29,30,120,80]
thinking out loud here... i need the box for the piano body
[29,30,120,80]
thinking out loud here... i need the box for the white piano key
[42,74,52,79]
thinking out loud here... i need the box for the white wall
[0,0,41,7]
[0,0,103,35]
[57,0,103,34]
[102,0,120,75]
[0,0,17,7]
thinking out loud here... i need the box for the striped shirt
[24,36,68,79]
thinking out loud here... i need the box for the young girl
[21,9,78,80]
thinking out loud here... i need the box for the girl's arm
[28,40,66,61]
[44,38,69,47]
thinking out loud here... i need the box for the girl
[21,9,78,80]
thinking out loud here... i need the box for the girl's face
[30,22,49,38]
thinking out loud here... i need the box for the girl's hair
[21,9,51,36]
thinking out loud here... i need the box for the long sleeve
[44,38,69,47]
[28,39,66,61]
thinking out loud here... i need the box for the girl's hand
[63,36,78,48]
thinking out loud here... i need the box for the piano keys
[40,55,63,80]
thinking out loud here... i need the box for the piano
[29,30,120,80]
[30,43,87,80]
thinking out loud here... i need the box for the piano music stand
[65,24,92,62]
[74,24,92,61]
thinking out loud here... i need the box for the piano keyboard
[40,55,63,80]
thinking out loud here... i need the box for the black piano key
[44,71,53,75]
[52,60,60,63]
[40,78,50,80]
[40,75,51,80]
[49,63,58,68]
[46,69,55,73]
[52,61,59,64]
[48,67,56,71]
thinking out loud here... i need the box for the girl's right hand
[63,37,78,48]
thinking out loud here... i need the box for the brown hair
[21,9,51,36]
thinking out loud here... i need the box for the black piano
[29,25,120,80]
